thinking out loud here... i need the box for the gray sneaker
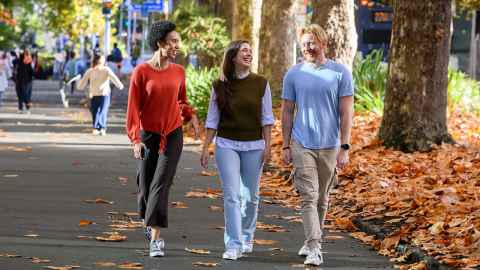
[149,239,165,257]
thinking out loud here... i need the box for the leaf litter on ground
[182,110,480,268]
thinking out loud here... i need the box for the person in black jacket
[14,48,34,114]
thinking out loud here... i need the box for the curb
[353,218,454,270]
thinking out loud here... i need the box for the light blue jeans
[215,145,264,250]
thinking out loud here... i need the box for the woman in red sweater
[126,20,196,258]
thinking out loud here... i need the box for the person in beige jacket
[78,53,124,136]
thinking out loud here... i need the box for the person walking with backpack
[200,40,274,260]
[78,52,124,136]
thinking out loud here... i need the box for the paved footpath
[0,82,393,270]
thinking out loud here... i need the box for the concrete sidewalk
[0,99,393,270]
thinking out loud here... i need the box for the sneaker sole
[150,252,164,257]
[222,254,243,260]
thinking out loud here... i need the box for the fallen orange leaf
[171,201,188,208]
[79,220,94,226]
[192,262,220,267]
[200,170,217,177]
[208,205,223,212]
[253,239,278,245]
[84,198,114,204]
[95,262,116,267]
[185,248,211,255]
[117,262,142,269]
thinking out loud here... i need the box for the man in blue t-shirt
[281,24,354,266]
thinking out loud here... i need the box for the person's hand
[133,143,146,160]
[200,147,210,169]
[282,147,292,165]
[263,146,272,164]
[336,149,349,169]
[191,114,200,140]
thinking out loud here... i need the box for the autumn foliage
[253,110,480,268]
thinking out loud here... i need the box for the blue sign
[132,0,163,13]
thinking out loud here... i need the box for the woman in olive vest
[201,40,274,260]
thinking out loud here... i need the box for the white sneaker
[298,244,310,256]
[242,242,253,253]
[92,129,100,135]
[304,248,323,266]
[222,249,242,260]
[149,239,165,257]
[100,129,107,136]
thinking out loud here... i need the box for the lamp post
[102,0,113,56]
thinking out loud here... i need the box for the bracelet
[282,146,290,150]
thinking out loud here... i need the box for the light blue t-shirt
[282,60,354,149]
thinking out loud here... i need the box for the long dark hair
[215,40,249,113]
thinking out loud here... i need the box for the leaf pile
[257,111,480,268]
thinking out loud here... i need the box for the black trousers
[137,128,183,227]
[15,81,32,110]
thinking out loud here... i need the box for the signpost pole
[102,0,113,56]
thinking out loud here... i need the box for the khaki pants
[292,140,337,249]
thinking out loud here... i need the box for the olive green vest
[214,73,267,141]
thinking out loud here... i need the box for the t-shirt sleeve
[281,68,296,101]
[339,65,354,97]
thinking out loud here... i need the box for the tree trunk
[251,0,263,73]
[379,0,453,152]
[258,0,295,96]
[232,0,252,40]
[216,0,234,39]
[311,0,357,69]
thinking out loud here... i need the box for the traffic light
[102,0,113,15]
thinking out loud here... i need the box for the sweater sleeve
[77,69,90,90]
[178,71,193,123]
[126,67,144,144]
[107,67,124,90]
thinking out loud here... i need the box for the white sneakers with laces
[242,242,253,253]
[222,249,243,260]
[149,239,165,257]
[303,247,323,266]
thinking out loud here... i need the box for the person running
[77,52,124,136]
[281,24,354,266]
[13,48,34,114]
[126,20,198,258]
[201,40,274,260]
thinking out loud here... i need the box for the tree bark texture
[232,0,252,40]
[379,0,453,152]
[311,0,357,69]
[258,0,295,96]
[216,0,234,39]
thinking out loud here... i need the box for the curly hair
[148,20,176,51]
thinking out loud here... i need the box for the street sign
[132,0,163,15]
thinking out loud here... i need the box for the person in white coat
[0,52,11,107]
